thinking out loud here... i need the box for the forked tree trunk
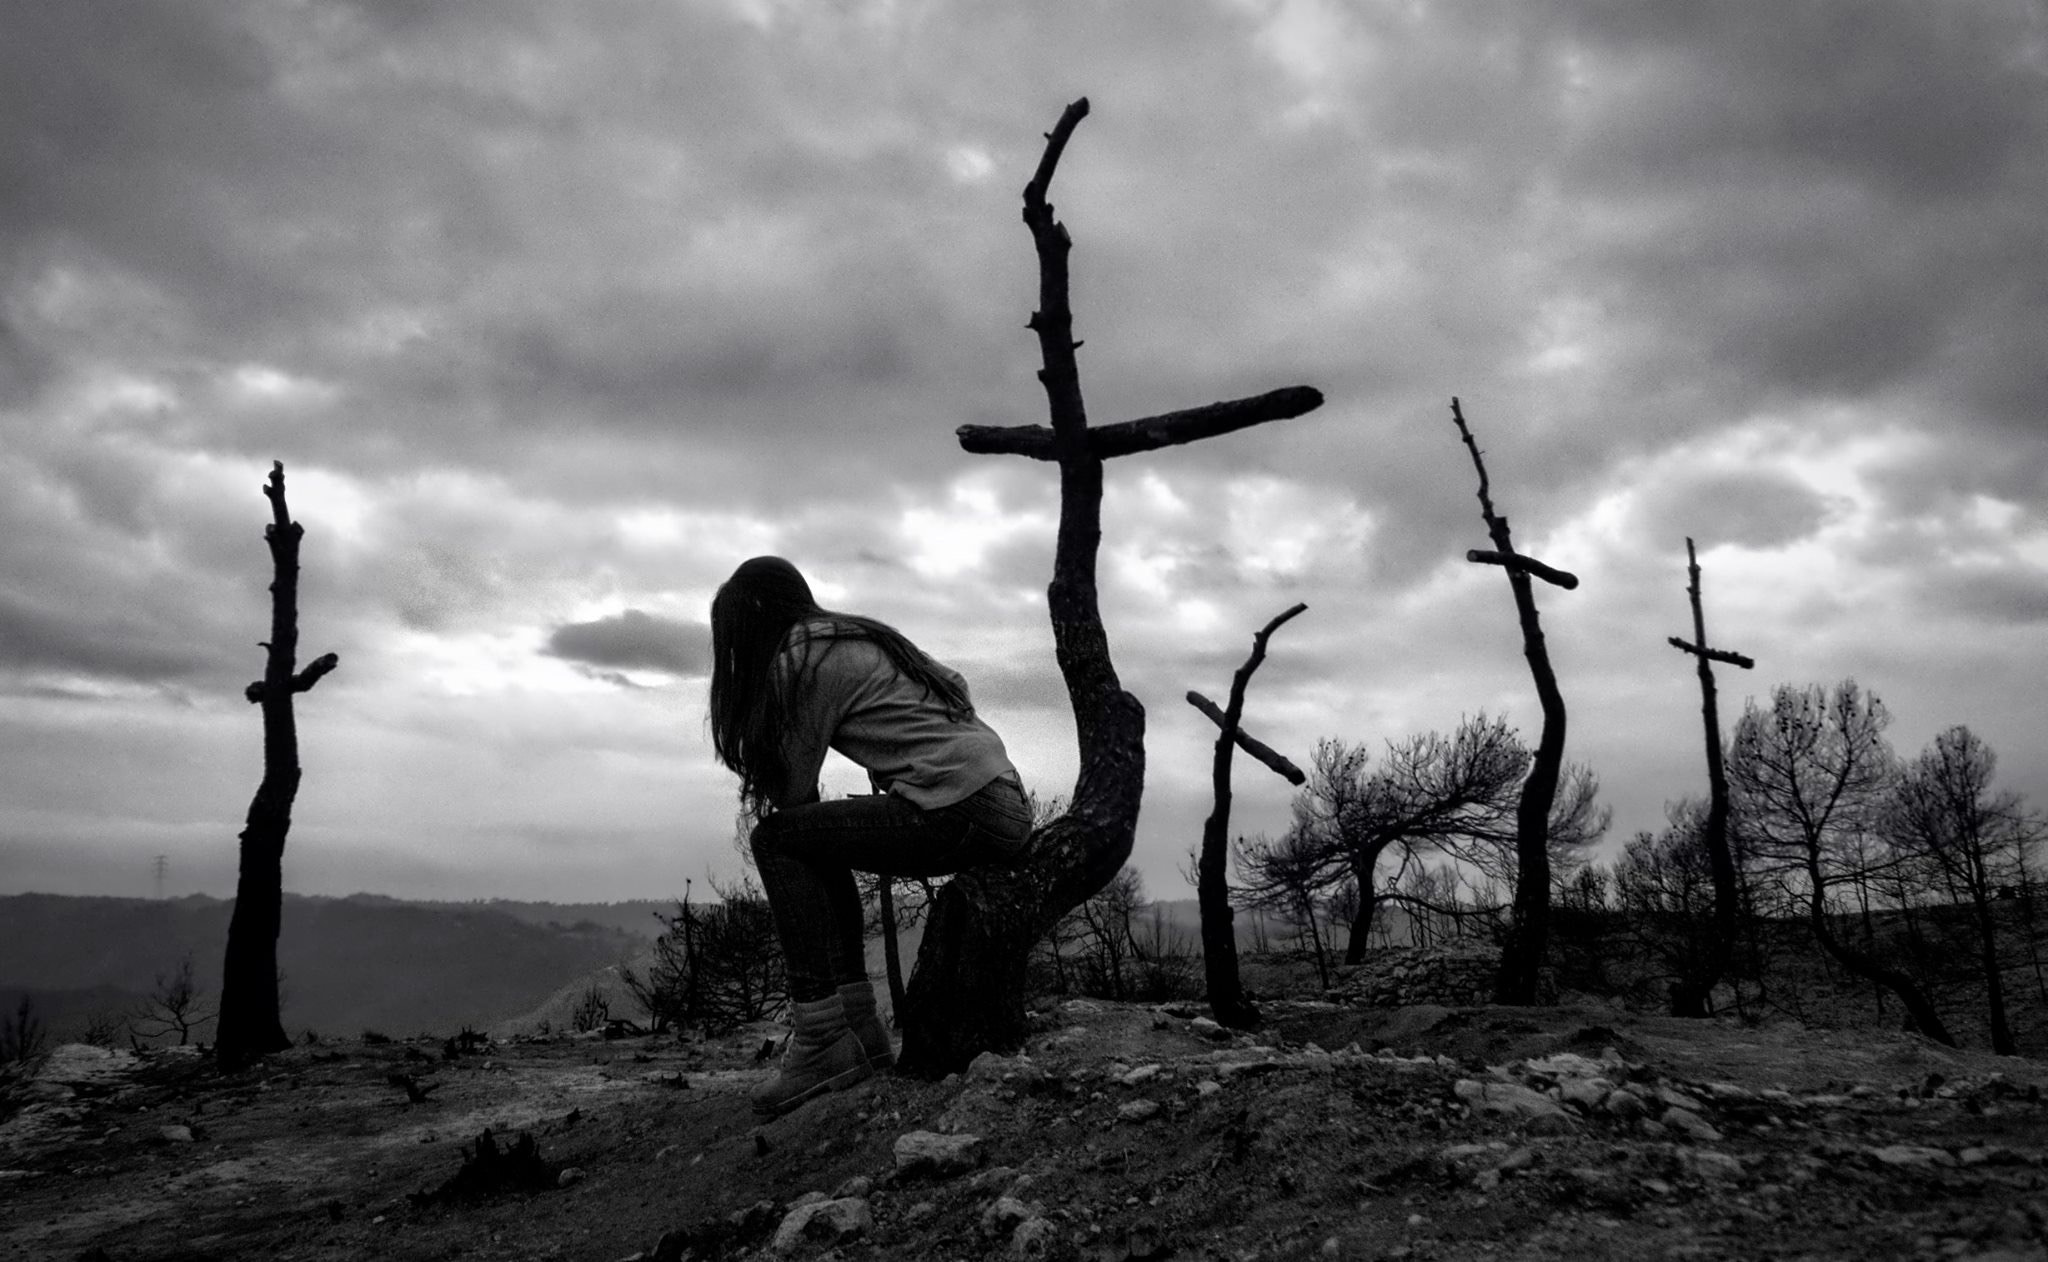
[216,462,337,1071]
[1448,401,1574,1006]
[900,99,1322,1074]
[1190,603,1307,1029]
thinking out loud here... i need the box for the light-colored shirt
[770,622,1017,811]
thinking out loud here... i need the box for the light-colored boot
[838,980,895,1070]
[751,995,872,1117]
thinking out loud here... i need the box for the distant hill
[335,893,675,939]
[0,893,644,1045]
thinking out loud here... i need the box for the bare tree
[1884,726,2042,1055]
[1234,827,1337,988]
[1446,400,1580,1004]
[1187,602,1307,1028]
[1295,718,1523,962]
[620,876,789,1036]
[906,98,1323,1073]
[216,462,338,1069]
[1730,679,1954,1045]
[1065,866,1147,1001]
[2,996,47,1067]
[132,954,217,1047]
[1613,801,1722,1008]
[1263,716,1606,968]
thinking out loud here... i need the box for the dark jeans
[749,771,1032,1003]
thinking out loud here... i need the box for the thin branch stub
[245,652,341,703]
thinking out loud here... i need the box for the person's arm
[768,638,843,809]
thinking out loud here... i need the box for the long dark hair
[708,556,970,816]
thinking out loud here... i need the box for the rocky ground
[3,993,2047,1261]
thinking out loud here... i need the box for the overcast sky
[4,1,2044,905]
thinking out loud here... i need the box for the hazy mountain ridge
[0,892,645,1043]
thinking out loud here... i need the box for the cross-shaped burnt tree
[216,461,338,1070]
[1448,399,1577,1006]
[899,98,1324,1075]
[1187,602,1308,1030]
[1664,536,1753,1018]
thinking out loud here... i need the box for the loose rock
[893,1130,985,1178]
[770,1197,871,1253]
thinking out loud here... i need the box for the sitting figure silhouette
[707,556,1031,1115]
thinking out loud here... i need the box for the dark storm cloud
[1917,569,2048,626]
[1633,469,1833,551]
[3,2,2043,899]
[0,589,228,684]
[545,609,709,677]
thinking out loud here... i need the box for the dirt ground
[3,995,2047,1262]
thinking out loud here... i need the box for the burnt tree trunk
[899,98,1323,1074]
[1665,538,1751,1018]
[1448,400,1574,1007]
[1190,603,1307,1029]
[877,878,907,1026]
[1804,853,1955,1046]
[1345,856,1379,964]
[216,462,337,1071]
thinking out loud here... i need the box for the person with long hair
[708,555,1032,1115]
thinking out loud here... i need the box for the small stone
[1496,1147,1536,1173]
[1848,1084,1878,1099]
[1195,1080,1222,1097]
[1189,1016,1231,1041]
[1526,1111,1579,1137]
[1118,1099,1162,1122]
[980,1195,1041,1236]
[556,1166,586,1187]
[158,1125,195,1143]
[1641,1178,1673,1196]
[893,1131,985,1178]
[1454,1078,1575,1126]
[1602,1088,1648,1119]
[1675,1149,1745,1181]
[1868,1145,1957,1169]
[770,1197,872,1253]
[832,1174,873,1199]
[1320,1236,1341,1256]
[968,1051,1011,1081]
[1010,1216,1058,1257]
[1121,1064,1163,1086]
[1662,1108,1723,1143]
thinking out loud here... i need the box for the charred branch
[1186,691,1305,785]
[958,386,1324,461]
[1466,550,1579,590]
[1666,637,1754,670]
